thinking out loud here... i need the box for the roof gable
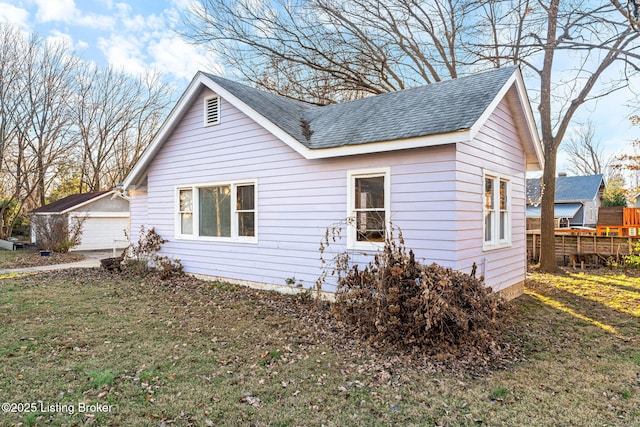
[124,67,543,189]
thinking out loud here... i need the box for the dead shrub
[122,225,182,279]
[31,213,85,253]
[331,235,509,352]
[154,256,184,280]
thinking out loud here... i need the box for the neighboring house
[526,174,605,229]
[30,190,130,251]
[123,66,543,298]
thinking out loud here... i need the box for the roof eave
[304,130,468,159]
[123,73,314,190]
[469,68,544,172]
[29,190,121,215]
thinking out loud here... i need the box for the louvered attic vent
[204,95,220,126]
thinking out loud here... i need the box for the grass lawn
[0,249,28,266]
[0,249,84,270]
[0,268,638,426]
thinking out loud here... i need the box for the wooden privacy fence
[596,207,640,237]
[527,231,639,265]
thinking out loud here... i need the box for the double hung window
[483,171,511,249]
[347,168,390,250]
[176,181,256,242]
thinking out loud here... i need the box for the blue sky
[0,0,215,80]
[0,0,638,176]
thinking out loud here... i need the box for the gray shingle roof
[526,174,604,205]
[203,66,517,149]
[31,191,110,214]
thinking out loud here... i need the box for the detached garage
[30,190,130,251]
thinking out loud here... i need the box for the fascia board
[468,69,544,172]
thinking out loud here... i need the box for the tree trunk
[539,143,559,272]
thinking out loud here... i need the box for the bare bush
[123,225,167,274]
[31,214,85,253]
[123,225,183,279]
[330,233,509,352]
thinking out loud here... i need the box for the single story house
[526,174,605,229]
[123,66,543,298]
[30,190,130,251]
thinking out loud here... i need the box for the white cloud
[46,30,74,47]
[24,0,222,82]
[0,3,30,28]
[34,0,114,29]
[170,0,198,12]
[97,34,147,76]
[114,2,131,15]
[149,35,212,80]
[122,13,163,32]
[34,0,76,23]
[46,30,88,50]
[74,13,115,29]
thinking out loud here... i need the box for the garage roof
[30,191,111,214]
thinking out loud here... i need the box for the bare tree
[561,120,612,177]
[609,0,640,29]
[180,0,479,104]
[18,33,78,207]
[107,71,172,187]
[0,25,28,238]
[0,24,23,176]
[71,66,172,192]
[0,23,171,237]
[493,1,638,271]
[0,26,43,237]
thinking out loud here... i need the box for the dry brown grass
[0,249,84,269]
[0,267,638,426]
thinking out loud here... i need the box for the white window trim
[175,180,258,244]
[346,167,391,251]
[203,95,220,127]
[482,170,512,251]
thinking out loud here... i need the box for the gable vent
[204,95,220,126]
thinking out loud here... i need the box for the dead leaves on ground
[10,268,522,380]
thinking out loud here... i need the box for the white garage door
[73,216,130,251]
